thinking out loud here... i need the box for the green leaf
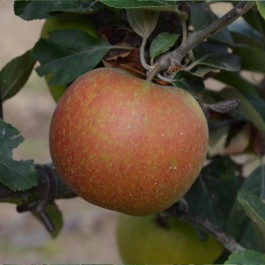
[228,19,263,48]
[227,196,264,249]
[234,46,265,73]
[127,9,159,38]
[214,71,258,94]
[172,70,204,95]
[14,0,56,20]
[197,53,240,72]
[0,119,37,191]
[14,0,102,20]
[190,3,235,46]
[226,166,265,252]
[193,66,220,78]
[0,50,35,101]
[50,0,103,13]
[237,165,265,240]
[32,30,112,86]
[225,250,265,264]
[184,157,242,230]
[256,0,265,20]
[193,43,241,72]
[32,202,63,238]
[150,32,179,61]
[226,197,252,241]
[99,0,178,9]
[221,88,265,133]
[243,7,265,34]
[238,189,265,239]
[240,165,265,195]
[227,200,265,252]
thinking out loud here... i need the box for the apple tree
[1,0,265,263]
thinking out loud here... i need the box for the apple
[49,67,209,215]
[116,214,224,263]
[41,13,98,102]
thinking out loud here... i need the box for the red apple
[49,67,208,215]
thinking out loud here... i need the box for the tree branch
[0,164,76,234]
[148,1,255,80]
[0,163,76,204]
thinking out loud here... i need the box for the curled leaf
[127,9,159,38]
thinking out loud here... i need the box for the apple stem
[146,63,163,82]
[148,1,255,80]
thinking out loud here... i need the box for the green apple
[41,13,98,102]
[49,67,209,215]
[116,214,224,263]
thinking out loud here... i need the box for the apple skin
[49,67,209,215]
[116,214,224,263]
[41,13,98,102]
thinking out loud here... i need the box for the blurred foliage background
[0,1,121,263]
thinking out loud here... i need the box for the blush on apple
[49,67,209,215]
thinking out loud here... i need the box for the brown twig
[167,208,245,253]
[147,1,255,81]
